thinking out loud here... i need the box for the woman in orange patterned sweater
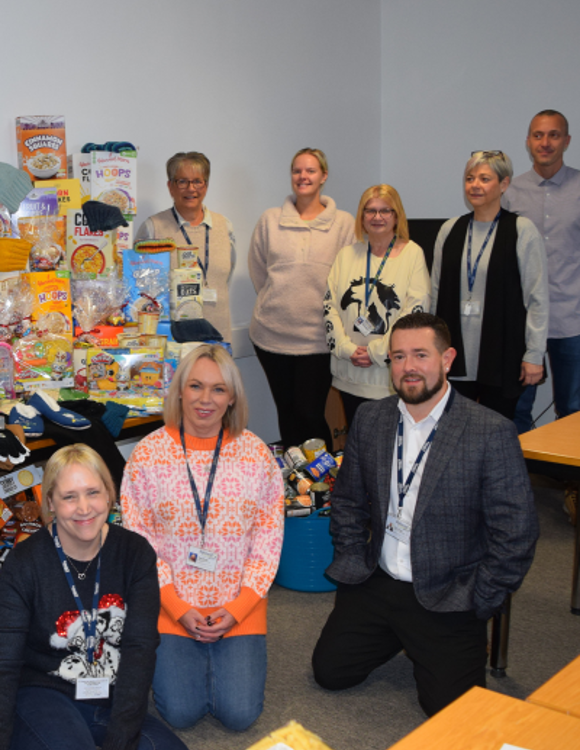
[121,345,284,731]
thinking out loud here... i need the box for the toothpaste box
[91,151,137,215]
[16,116,67,181]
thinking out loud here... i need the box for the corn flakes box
[23,270,72,337]
[91,151,137,215]
[67,154,91,203]
[16,116,67,181]
[66,209,116,277]
[35,179,81,216]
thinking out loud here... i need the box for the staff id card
[187,546,218,572]
[461,300,481,316]
[76,677,110,700]
[384,513,411,544]
[354,315,374,337]
[202,288,217,303]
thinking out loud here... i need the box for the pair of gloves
[0,425,30,470]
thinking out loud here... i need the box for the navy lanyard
[466,210,501,295]
[172,206,210,283]
[396,388,454,515]
[365,236,396,308]
[179,423,223,543]
[51,523,101,665]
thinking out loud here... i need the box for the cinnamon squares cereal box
[16,116,67,181]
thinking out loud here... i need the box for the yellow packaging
[35,179,81,216]
[246,721,334,750]
[24,270,72,337]
[66,209,116,277]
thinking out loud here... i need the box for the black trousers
[451,380,519,421]
[253,346,332,449]
[312,568,487,717]
[339,391,371,430]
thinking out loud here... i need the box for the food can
[285,494,313,517]
[284,446,309,470]
[310,482,331,510]
[288,470,313,496]
[302,438,327,463]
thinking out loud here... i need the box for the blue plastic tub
[275,509,337,592]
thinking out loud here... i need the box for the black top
[0,524,160,750]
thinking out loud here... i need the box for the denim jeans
[10,686,187,750]
[153,634,267,731]
[513,385,537,434]
[548,334,580,418]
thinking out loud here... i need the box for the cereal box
[91,151,137,215]
[170,267,203,320]
[67,154,92,203]
[16,116,67,181]
[66,209,116,277]
[23,270,73,337]
[11,188,66,271]
[116,218,133,254]
[35,179,81,216]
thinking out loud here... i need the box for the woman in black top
[0,443,187,750]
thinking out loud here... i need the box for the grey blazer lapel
[412,395,468,526]
[374,399,399,527]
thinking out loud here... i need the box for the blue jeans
[153,634,267,731]
[513,385,537,434]
[548,335,580,418]
[10,686,187,750]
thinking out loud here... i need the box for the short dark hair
[391,312,451,353]
[530,110,569,136]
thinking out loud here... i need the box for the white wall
[0,0,382,443]
[381,0,580,425]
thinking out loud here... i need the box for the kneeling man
[312,312,538,716]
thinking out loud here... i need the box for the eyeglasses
[174,178,206,190]
[471,150,505,158]
[363,208,395,218]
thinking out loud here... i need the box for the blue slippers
[28,391,91,430]
[8,403,44,438]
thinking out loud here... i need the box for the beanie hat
[0,163,32,214]
[82,200,129,232]
[101,400,130,438]
[0,238,33,271]
[171,318,223,343]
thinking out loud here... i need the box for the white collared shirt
[379,383,451,581]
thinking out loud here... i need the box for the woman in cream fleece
[248,148,355,448]
[324,185,431,427]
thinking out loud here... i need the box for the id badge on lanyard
[357,238,396,336]
[173,208,217,300]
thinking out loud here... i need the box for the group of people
[0,107,577,747]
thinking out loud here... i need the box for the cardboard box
[170,267,203,320]
[66,209,116,277]
[35,179,81,216]
[91,151,137,215]
[67,153,92,203]
[16,116,67,181]
[23,270,72,336]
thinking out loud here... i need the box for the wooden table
[519,412,580,614]
[527,654,580,719]
[387,686,580,749]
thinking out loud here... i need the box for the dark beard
[393,370,445,405]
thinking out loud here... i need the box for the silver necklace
[64,531,102,581]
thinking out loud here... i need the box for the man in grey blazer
[312,312,538,716]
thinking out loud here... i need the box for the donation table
[527,654,580,719]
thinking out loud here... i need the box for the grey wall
[2,0,576,438]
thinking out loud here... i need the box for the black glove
[0,429,31,464]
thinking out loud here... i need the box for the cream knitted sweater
[249,195,355,355]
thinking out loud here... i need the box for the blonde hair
[354,185,409,243]
[464,151,513,183]
[41,444,115,524]
[291,148,329,175]
[164,344,248,438]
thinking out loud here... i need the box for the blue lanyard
[396,388,454,515]
[172,206,210,284]
[179,424,223,543]
[365,236,396,308]
[51,523,101,665]
[466,210,501,295]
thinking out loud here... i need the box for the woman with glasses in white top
[324,184,431,427]
[431,150,548,420]
[135,151,235,344]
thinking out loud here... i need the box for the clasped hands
[179,607,236,643]
[350,346,373,368]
